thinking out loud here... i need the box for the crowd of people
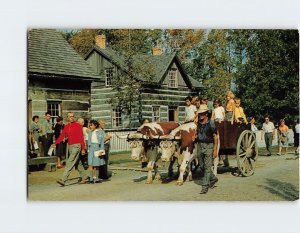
[184,92,300,158]
[28,91,299,192]
[28,111,112,186]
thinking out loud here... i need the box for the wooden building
[85,35,204,129]
[27,29,97,125]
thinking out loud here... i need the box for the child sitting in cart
[184,96,197,123]
[232,98,248,124]
[225,91,235,121]
[211,99,225,123]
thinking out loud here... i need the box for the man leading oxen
[117,121,180,184]
[159,105,219,192]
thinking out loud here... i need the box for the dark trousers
[197,142,217,187]
[41,133,53,156]
[264,132,273,155]
[99,143,110,179]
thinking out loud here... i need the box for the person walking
[41,112,53,156]
[294,119,300,155]
[277,119,289,156]
[54,116,65,169]
[87,120,106,184]
[98,119,112,180]
[197,105,219,194]
[30,115,42,157]
[261,116,275,156]
[54,112,89,186]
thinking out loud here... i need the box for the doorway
[168,106,178,122]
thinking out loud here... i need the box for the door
[168,106,178,122]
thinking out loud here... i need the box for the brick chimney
[152,47,162,55]
[95,35,106,49]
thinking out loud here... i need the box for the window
[105,68,114,86]
[168,68,178,88]
[152,106,160,122]
[47,101,61,124]
[112,108,122,128]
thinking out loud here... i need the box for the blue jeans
[197,142,217,187]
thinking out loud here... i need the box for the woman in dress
[87,120,105,184]
[54,116,64,168]
[277,119,289,155]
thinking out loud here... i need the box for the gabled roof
[28,29,97,79]
[84,46,203,88]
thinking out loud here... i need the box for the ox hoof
[145,179,153,184]
[176,181,183,186]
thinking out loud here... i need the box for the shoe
[209,178,218,189]
[267,154,271,156]
[78,177,89,184]
[57,165,64,169]
[94,180,102,183]
[200,187,208,194]
[277,153,281,156]
[56,179,65,186]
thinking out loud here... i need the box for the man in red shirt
[53,112,89,186]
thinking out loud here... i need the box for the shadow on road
[258,178,299,201]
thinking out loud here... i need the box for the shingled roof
[85,46,203,88]
[28,29,97,79]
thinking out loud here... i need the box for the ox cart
[215,121,258,177]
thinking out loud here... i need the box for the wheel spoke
[248,134,253,147]
[238,151,247,157]
[250,140,255,149]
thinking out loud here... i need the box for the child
[184,96,197,123]
[87,120,105,184]
[277,119,289,156]
[211,99,225,122]
[225,91,235,122]
[232,98,248,124]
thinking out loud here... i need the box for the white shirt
[185,105,197,121]
[91,130,99,143]
[251,124,258,132]
[295,123,300,133]
[213,106,225,120]
[262,122,275,133]
[83,127,88,141]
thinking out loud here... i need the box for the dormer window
[168,68,178,88]
[105,68,114,86]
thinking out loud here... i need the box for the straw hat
[196,104,209,114]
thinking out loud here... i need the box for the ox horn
[129,133,149,139]
[115,133,130,139]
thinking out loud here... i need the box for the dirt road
[28,151,299,201]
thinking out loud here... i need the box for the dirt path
[28,153,299,201]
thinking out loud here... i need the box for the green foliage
[230,30,299,124]
[193,30,234,102]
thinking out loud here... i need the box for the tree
[107,30,159,128]
[230,29,299,124]
[193,29,234,101]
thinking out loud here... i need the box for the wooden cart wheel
[236,130,258,177]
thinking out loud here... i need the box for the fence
[106,129,137,153]
[107,129,296,153]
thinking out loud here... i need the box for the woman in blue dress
[87,120,105,183]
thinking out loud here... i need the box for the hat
[196,105,209,114]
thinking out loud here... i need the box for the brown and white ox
[117,122,180,184]
[158,122,199,185]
